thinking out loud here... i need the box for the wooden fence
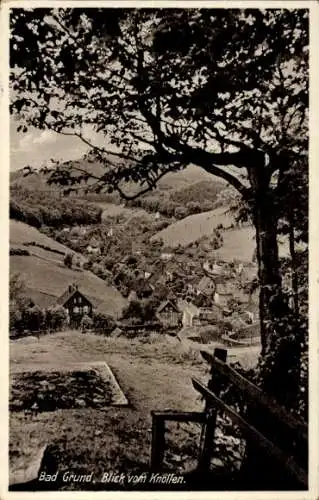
[150,347,308,489]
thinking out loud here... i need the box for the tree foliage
[92,311,115,334]
[10,186,102,229]
[10,9,307,196]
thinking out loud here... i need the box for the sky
[10,119,90,171]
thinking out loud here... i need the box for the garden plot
[10,361,128,412]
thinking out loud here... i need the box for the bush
[22,305,45,331]
[45,305,69,331]
[174,206,188,220]
[64,252,73,268]
[187,201,202,215]
[92,311,115,334]
[24,241,65,256]
[10,306,23,334]
[81,314,93,332]
[121,299,157,323]
[10,248,30,256]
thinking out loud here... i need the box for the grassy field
[11,255,126,317]
[150,206,234,248]
[151,209,293,262]
[10,220,73,254]
[10,331,208,489]
[10,219,126,317]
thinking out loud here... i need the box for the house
[56,284,93,328]
[86,237,101,255]
[203,260,224,276]
[160,252,173,261]
[127,290,138,303]
[156,300,183,329]
[214,281,236,307]
[196,276,216,298]
[192,305,222,326]
[178,300,200,328]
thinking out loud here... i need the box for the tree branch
[113,167,177,200]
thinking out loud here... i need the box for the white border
[1,1,318,499]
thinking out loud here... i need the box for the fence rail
[200,349,307,443]
[150,347,308,489]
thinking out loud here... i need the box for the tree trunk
[288,211,299,316]
[250,171,282,356]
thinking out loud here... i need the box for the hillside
[151,208,293,262]
[10,220,77,254]
[10,162,219,194]
[151,206,234,248]
[10,220,126,318]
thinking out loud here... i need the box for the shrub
[174,206,188,220]
[80,314,93,332]
[45,305,68,331]
[24,242,64,255]
[9,306,23,334]
[64,252,73,268]
[187,201,202,215]
[22,305,45,331]
[10,248,30,256]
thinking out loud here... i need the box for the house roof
[215,282,237,296]
[157,300,180,314]
[56,286,93,307]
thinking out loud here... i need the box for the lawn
[151,206,233,248]
[10,220,72,254]
[151,210,295,262]
[10,331,208,490]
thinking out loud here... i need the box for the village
[10,210,261,348]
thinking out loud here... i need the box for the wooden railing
[150,347,308,489]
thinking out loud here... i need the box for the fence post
[150,413,166,471]
[197,347,228,472]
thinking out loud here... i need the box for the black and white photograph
[4,1,316,495]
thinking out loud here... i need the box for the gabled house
[56,284,93,327]
[214,281,236,306]
[156,300,182,329]
[192,306,222,326]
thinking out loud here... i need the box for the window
[73,306,79,313]
[78,296,82,304]
[83,305,89,314]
